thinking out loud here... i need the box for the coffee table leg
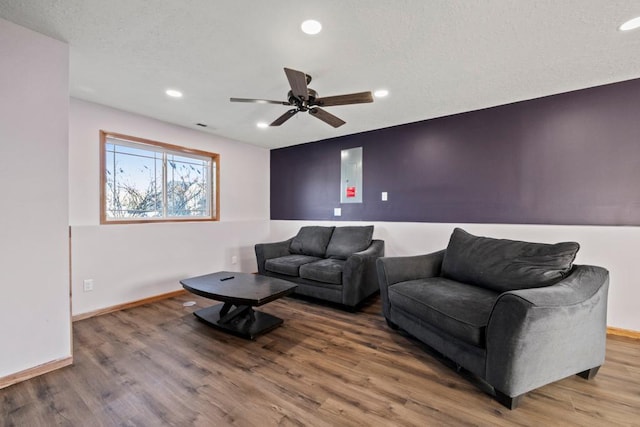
[219,304,252,324]
[219,302,232,317]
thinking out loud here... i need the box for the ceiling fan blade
[230,97,291,105]
[284,67,309,101]
[308,108,346,128]
[270,109,299,126]
[315,91,374,107]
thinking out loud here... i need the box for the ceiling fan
[230,67,374,128]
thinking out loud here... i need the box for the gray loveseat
[255,225,384,309]
[377,228,609,409]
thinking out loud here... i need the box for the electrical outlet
[381,192,388,201]
[231,255,238,265]
[334,208,342,216]
[83,279,94,292]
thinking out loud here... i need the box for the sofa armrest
[352,239,385,259]
[342,240,385,307]
[485,265,609,397]
[254,238,293,274]
[376,250,445,318]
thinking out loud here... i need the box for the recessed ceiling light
[374,89,389,98]
[301,19,322,35]
[619,16,640,31]
[165,89,183,98]
[257,122,269,129]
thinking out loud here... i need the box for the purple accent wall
[271,78,640,225]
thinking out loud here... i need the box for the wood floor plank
[1,294,639,426]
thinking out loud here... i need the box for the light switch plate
[334,208,342,216]
[381,192,388,201]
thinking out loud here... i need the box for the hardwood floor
[2,294,640,426]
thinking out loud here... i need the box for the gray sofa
[376,228,609,409]
[255,225,384,309]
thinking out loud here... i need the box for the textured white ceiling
[2,1,640,149]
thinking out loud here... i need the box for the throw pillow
[325,226,374,259]
[289,226,335,257]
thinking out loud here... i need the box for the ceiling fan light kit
[230,67,374,128]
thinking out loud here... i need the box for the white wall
[0,19,71,377]
[270,220,640,331]
[69,99,270,316]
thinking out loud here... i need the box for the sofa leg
[494,390,523,410]
[577,366,600,380]
[385,318,399,330]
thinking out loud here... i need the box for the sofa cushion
[265,254,322,277]
[289,226,335,257]
[389,277,500,347]
[299,259,345,285]
[441,228,580,293]
[325,226,374,260]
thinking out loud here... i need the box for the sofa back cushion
[289,226,335,257]
[441,228,579,292]
[325,226,374,260]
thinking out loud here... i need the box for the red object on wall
[346,186,356,198]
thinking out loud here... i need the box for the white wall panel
[0,18,71,377]
[69,99,270,316]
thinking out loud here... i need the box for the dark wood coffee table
[180,271,297,339]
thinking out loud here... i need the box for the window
[100,131,219,223]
